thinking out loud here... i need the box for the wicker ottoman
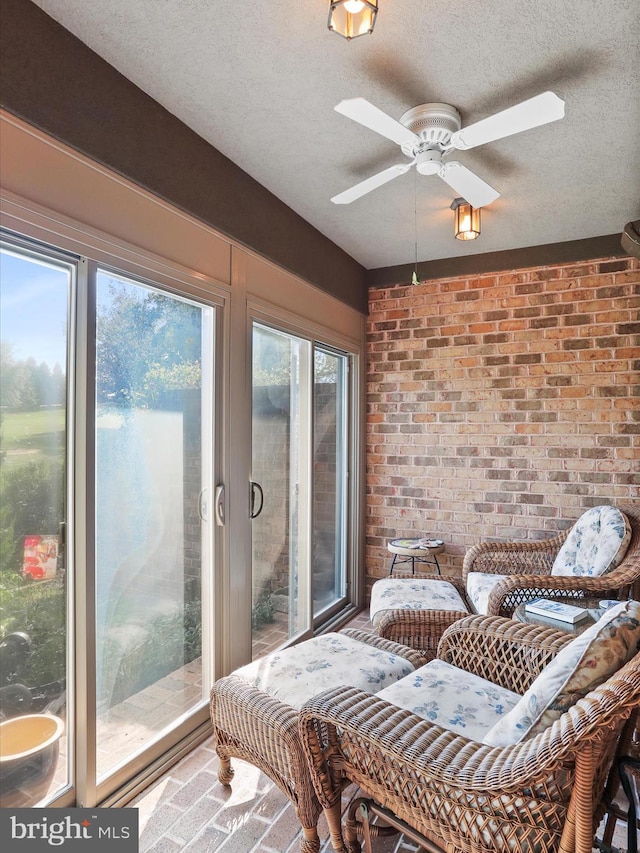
[210,629,422,853]
[370,576,470,660]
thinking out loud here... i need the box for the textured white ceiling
[33,0,640,269]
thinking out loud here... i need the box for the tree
[96,281,202,408]
[0,341,18,409]
[252,329,339,387]
[9,360,39,410]
[0,344,65,411]
[50,363,66,407]
[35,361,53,406]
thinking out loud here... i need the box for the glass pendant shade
[451,198,481,240]
[328,0,378,40]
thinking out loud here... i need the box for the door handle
[250,481,264,519]
[198,488,209,522]
[214,484,225,526]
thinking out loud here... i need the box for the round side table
[513,598,603,636]
[387,538,444,576]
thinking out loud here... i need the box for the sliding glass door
[0,240,73,806]
[251,324,349,658]
[94,270,214,784]
[0,226,358,807]
[313,347,348,620]
[251,325,310,655]
[0,233,217,806]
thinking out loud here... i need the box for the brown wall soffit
[365,234,625,289]
[0,0,367,313]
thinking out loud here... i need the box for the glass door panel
[313,349,348,618]
[95,271,213,780]
[0,243,72,806]
[251,324,311,658]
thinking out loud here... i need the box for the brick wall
[366,254,640,598]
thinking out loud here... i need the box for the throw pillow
[483,599,640,747]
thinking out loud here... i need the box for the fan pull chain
[412,170,419,285]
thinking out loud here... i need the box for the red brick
[365,256,640,597]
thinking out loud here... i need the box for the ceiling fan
[331,91,565,207]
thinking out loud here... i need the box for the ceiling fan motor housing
[399,103,462,159]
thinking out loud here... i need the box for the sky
[1,248,70,368]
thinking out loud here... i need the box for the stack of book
[419,538,444,548]
[524,598,590,624]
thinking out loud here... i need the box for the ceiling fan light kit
[328,0,378,40]
[330,91,565,213]
[451,198,481,241]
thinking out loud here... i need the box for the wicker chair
[600,711,640,852]
[463,501,640,617]
[370,503,640,657]
[299,615,640,853]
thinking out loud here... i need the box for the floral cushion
[369,578,469,627]
[551,505,631,577]
[233,632,415,710]
[376,659,521,742]
[484,599,640,747]
[465,572,507,615]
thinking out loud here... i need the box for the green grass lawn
[1,408,66,466]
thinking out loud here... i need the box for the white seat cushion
[551,505,631,577]
[484,599,640,747]
[465,572,507,615]
[370,578,469,628]
[233,632,415,710]
[376,659,521,742]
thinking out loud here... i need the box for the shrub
[0,573,66,693]
[98,599,202,706]
[0,459,63,573]
[251,591,274,631]
[0,504,17,574]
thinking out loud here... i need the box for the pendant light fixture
[451,197,481,240]
[328,1,378,40]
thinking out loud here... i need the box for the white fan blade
[438,162,500,208]
[331,163,413,204]
[335,98,419,147]
[450,91,565,150]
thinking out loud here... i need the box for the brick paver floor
[133,741,423,853]
[132,736,629,853]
